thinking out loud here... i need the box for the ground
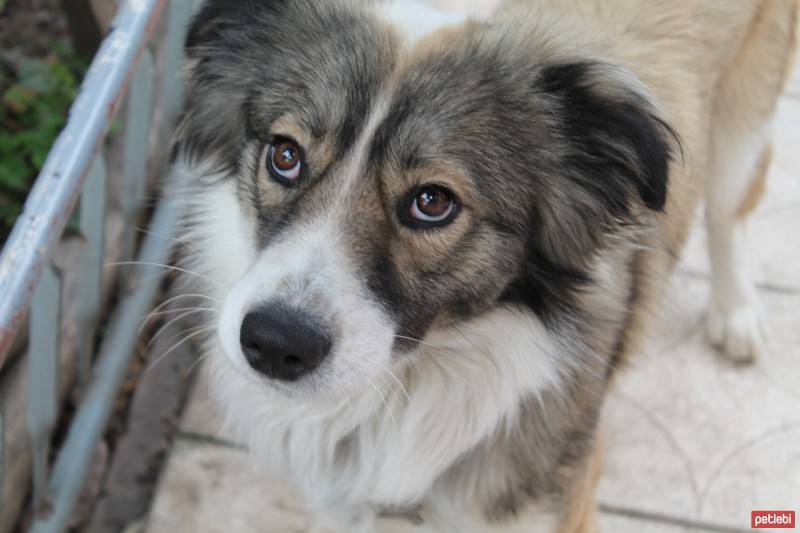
[138,10,800,533]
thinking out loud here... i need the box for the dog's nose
[239,305,332,381]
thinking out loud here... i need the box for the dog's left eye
[267,138,303,184]
[401,184,458,228]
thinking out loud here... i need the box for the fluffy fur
[171,1,797,531]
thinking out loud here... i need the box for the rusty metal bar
[0,0,195,528]
[0,0,168,368]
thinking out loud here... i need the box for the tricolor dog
[172,0,797,531]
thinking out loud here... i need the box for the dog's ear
[176,2,258,168]
[176,1,290,168]
[527,60,679,269]
[539,61,677,213]
[185,1,287,53]
[502,62,679,320]
[185,2,228,52]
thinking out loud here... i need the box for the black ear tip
[640,180,667,211]
[639,115,683,212]
[540,60,678,215]
[637,126,675,212]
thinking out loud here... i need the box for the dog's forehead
[366,36,547,203]
[242,13,393,152]
[379,0,473,45]
[251,1,484,148]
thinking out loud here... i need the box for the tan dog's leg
[556,438,603,533]
[705,132,770,363]
[705,0,797,363]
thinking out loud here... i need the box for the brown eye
[268,138,303,183]
[407,185,457,227]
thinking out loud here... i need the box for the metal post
[75,157,108,395]
[29,193,181,533]
[0,0,194,530]
[161,0,194,119]
[27,266,62,513]
[0,0,168,360]
[120,49,156,273]
[0,401,4,514]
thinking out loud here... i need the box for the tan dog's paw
[706,303,765,363]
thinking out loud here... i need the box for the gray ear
[175,1,283,169]
[185,1,288,53]
[539,61,678,212]
[502,61,680,322]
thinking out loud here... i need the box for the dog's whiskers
[146,309,216,349]
[393,334,462,359]
[183,350,215,378]
[106,261,224,288]
[134,226,201,255]
[147,325,216,373]
[350,367,400,433]
[335,381,353,412]
[155,322,215,350]
[140,293,221,333]
[372,360,411,403]
[141,306,217,321]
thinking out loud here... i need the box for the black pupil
[418,187,449,216]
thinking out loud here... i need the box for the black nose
[239,305,332,381]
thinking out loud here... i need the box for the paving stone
[598,513,688,533]
[145,442,310,533]
[598,276,800,530]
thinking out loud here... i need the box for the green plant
[0,43,85,235]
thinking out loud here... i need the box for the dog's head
[177,0,676,397]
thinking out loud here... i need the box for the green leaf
[18,58,58,93]
[0,40,87,239]
[3,85,34,114]
[0,157,31,191]
[0,201,22,227]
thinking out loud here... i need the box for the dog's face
[178,0,675,397]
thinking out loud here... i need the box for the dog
[171,0,797,531]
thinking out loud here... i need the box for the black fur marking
[501,245,590,324]
[538,62,676,213]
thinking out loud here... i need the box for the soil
[0,0,71,61]
[0,0,75,241]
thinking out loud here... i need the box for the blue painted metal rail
[0,1,196,531]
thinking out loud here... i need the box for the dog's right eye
[398,184,459,229]
[267,138,304,185]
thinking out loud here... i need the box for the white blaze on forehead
[328,91,394,209]
[216,93,399,389]
[380,0,473,45]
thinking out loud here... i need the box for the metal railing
[0,1,196,531]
